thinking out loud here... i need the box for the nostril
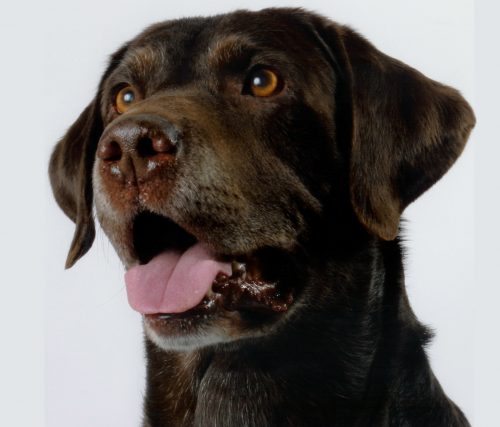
[137,135,175,157]
[136,137,157,158]
[98,140,122,161]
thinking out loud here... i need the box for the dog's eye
[115,86,139,114]
[248,69,281,97]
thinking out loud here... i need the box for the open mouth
[124,211,294,317]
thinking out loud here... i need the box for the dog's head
[49,8,474,351]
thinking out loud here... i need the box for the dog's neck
[142,238,432,426]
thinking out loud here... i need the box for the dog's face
[49,9,474,351]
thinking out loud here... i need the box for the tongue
[124,243,231,314]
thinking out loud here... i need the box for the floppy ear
[49,44,129,268]
[49,100,102,268]
[310,16,476,240]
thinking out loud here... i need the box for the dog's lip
[212,269,294,313]
[144,293,219,319]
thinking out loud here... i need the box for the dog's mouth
[124,211,294,318]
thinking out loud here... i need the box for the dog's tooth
[231,261,247,279]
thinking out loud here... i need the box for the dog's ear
[49,99,102,268]
[49,44,129,268]
[309,15,475,240]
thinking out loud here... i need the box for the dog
[49,8,475,426]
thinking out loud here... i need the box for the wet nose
[97,115,179,183]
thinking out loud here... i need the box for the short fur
[49,8,474,426]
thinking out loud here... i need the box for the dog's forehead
[124,31,258,77]
[118,11,316,83]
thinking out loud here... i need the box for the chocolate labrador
[49,8,475,427]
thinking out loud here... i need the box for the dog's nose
[97,115,179,182]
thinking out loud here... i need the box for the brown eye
[115,86,139,114]
[249,69,281,97]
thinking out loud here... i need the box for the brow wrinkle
[206,35,257,68]
[124,44,167,83]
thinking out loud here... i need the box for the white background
[0,0,498,425]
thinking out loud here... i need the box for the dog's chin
[143,314,235,352]
[142,311,266,352]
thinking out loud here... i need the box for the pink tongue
[124,243,231,314]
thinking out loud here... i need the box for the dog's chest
[191,358,278,427]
